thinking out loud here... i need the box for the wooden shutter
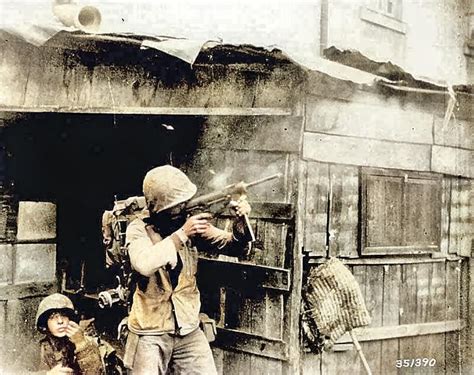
[362,169,442,255]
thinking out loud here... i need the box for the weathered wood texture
[0,189,17,242]
[16,201,56,241]
[302,162,358,258]
[448,178,473,257]
[0,296,45,371]
[445,260,461,374]
[305,96,433,144]
[306,75,474,122]
[303,167,463,259]
[432,145,474,178]
[185,117,301,374]
[361,169,442,254]
[440,178,452,255]
[434,117,474,150]
[303,132,431,172]
[328,165,358,258]
[198,116,301,154]
[302,260,465,375]
[302,161,328,256]
[0,200,58,372]
[0,39,304,111]
[303,94,473,178]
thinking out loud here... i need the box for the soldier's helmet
[143,165,197,214]
[35,293,76,332]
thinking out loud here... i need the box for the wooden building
[0,30,472,374]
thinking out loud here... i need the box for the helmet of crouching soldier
[35,293,77,332]
[143,165,197,214]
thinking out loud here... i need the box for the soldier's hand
[65,320,85,344]
[230,195,251,217]
[79,317,95,336]
[181,213,212,237]
[47,364,73,374]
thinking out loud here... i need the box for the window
[360,1,405,34]
[361,169,441,255]
[376,0,402,19]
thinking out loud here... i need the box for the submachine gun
[97,172,283,310]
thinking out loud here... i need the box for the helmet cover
[143,165,197,214]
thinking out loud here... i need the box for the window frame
[360,168,442,256]
[360,1,406,34]
[375,0,402,19]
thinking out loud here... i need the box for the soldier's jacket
[37,334,104,375]
[126,216,249,336]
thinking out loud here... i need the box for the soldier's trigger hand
[182,213,212,237]
[47,364,74,374]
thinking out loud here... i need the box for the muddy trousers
[130,329,217,375]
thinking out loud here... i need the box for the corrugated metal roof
[1,23,386,87]
[4,2,471,93]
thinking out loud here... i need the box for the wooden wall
[302,260,464,374]
[0,201,57,373]
[0,37,308,374]
[299,160,472,374]
[186,114,302,374]
[303,73,474,179]
[0,36,304,113]
[0,35,472,375]
[300,77,473,374]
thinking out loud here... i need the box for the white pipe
[52,1,101,33]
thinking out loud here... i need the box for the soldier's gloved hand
[181,213,212,238]
[229,195,251,217]
[66,320,86,345]
[79,317,96,336]
[47,364,73,374]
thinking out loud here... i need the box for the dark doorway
[2,112,203,288]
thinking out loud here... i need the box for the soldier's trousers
[130,328,217,375]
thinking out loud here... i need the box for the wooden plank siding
[303,161,329,256]
[299,155,470,374]
[380,265,401,375]
[445,260,461,374]
[431,145,474,178]
[328,165,359,258]
[440,178,452,255]
[433,117,474,151]
[360,266,384,374]
[303,133,432,172]
[302,260,466,375]
[0,197,58,372]
[0,39,304,112]
[303,92,474,180]
[0,35,472,375]
[186,114,301,374]
[448,178,473,257]
[305,97,434,145]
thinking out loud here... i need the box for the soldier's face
[47,312,70,337]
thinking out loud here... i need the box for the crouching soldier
[34,293,104,374]
[124,165,252,374]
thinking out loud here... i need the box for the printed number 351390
[395,358,436,368]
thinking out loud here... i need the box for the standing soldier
[123,165,252,374]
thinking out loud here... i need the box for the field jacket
[36,335,104,374]
[126,216,248,336]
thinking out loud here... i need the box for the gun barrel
[242,173,283,189]
[186,191,227,209]
[186,173,283,210]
